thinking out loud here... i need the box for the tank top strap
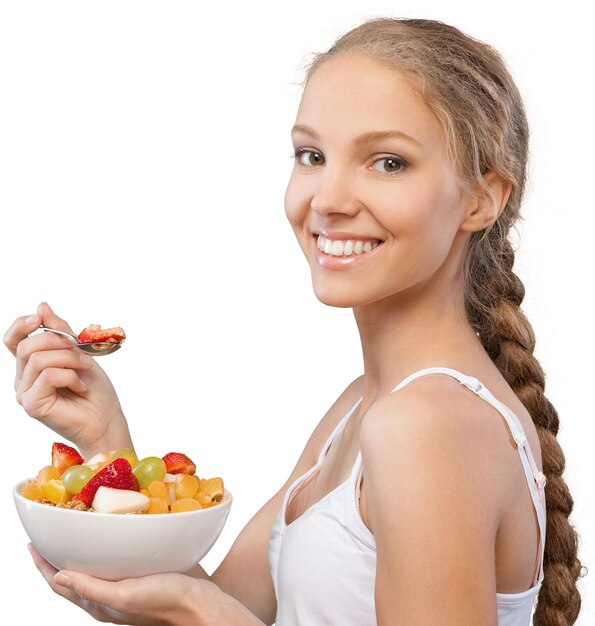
[317,395,363,464]
[387,366,546,585]
[389,368,530,454]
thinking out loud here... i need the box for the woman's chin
[311,282,364,309]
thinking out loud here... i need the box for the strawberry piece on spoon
[77,324,126,345]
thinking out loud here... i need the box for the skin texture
[6,54,544,624]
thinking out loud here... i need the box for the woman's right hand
[4,302,134,460]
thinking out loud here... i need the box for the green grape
[63,464,95,495]
[111,448,138,468]
[133,456,166,489]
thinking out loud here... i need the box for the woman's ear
[460,170,512,232]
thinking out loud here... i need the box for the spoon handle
[40,326,78,342]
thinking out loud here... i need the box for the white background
[1,1,592,623]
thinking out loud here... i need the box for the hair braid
[465,225,584,625]
[301,16,587,623]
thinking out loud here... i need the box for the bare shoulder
[361,375,504,623]
[362,373,508,443]
[360,374,512,528]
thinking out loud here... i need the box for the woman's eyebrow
[291,124,422,147]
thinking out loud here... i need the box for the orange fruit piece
[175,475,199,500]
[171,498,201,513]
[148,480,172,505]
[22,482,45,501]
[201,500,219,509]
[198,477,224,502]
[147,497,169,514]
[36,466,61,487]
[194,491,212,505]
[194,491,219,508]
[41,479,72,505]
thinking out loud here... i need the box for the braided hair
[300,17,585,624]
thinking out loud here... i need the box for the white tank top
[268,367,547,625]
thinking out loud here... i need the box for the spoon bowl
[41,327,122,356]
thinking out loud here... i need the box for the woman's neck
[352,282,488,409]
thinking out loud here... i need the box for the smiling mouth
[313,233,383,257]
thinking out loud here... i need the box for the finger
[53,570,128,613]
[19,349,93,395]
[15,332,77,386]
[19,368,87,417]
[37,302,75,335]
[3,313,43,356]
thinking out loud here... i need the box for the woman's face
[285,55,475,309]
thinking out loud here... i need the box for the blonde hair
[300,17,585,624]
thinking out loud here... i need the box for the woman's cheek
[284,180,304,227]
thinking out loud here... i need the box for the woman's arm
[360,377,506,626]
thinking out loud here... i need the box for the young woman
[5,17,583,626]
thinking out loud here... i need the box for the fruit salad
[77,324,126,345]
[20,443,224,514]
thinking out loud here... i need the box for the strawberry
[52,442,84,475]
[73,458,139,506]
[162,452,196,475]
[77,324,126,345]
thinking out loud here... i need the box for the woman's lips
[312,234,385,270]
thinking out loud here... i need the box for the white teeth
[330,240,343,256]
[316,235,381,257]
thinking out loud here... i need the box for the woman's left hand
[29,544,265,626]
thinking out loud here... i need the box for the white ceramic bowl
[13,479,232,580]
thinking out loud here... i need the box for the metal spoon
[40,326,122,356]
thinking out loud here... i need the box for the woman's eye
[371,156,408,175]
[291,150,408,176]
[292,149,324,166]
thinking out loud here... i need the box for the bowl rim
[13,478,232,518]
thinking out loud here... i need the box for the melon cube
[171,498,201,513]
[147,497,169,514]
[36,465,61,487]
[175,475,199,500]
[22,482,45,501]
[148,480,172,505]
[198,477,224,502]
[41,479,72,505]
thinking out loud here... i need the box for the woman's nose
[310,166,361,217]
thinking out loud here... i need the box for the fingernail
[54,572,71,587]
[80,354,93,365]
[61,335,76,345]
[25,315,39,325]
[27,543,33,555]
[79,379,88,391]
